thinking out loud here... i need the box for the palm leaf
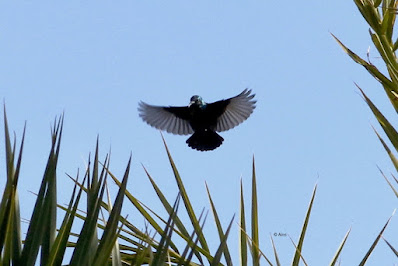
[210,215,234,266]
[161,134,210,258]
[93,156,131,265]
[20,115,63,266]
[292,183,317,266]
[251,156,260,266]
[206,183,232,265]
[383,237,398,257]
[239,179,248,266]
[359,216,392,265]
[329,228,351,266]
[151,194,180,265]
[270,235,281,266]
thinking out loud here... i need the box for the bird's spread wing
[208,89,256,132]
[138,102,194,135]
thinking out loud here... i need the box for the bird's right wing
[138,102,194,135]
[209,89,256,132]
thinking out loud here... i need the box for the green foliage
[0,108,355,265]
[0,109,131,265]
[333,0,398,261]
[2,1,398,264]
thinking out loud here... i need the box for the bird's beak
[188,100,195,107]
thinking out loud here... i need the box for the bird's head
[189,95,206,108]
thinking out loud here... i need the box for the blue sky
[1,1,397,265]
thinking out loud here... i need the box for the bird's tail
[186,130,224,151]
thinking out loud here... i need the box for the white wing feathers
[138,102,193,135]
[215,89,256,132]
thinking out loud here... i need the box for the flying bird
[138,89,256,151]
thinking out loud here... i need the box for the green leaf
[0,106,24,265]
[251,156,260,266]
[331,33,396,92]
[143,165,204,259]
[329,228,351,266]
[206,183,232,265]
[47,171,86,266]
[393,36,398,51]
[104,186,123,266]
[93,156,131,266]
[380,0,397,39]
[70,149,108,265]
[374,0,382,8]
[372,126,398,173]
[378,166,398,197]
[369,30,398,82]
[353,0,382,32]
[161,134,210,257]
[151,194,180,266]
[108,169,175,252]
[21,115,63,266]
[383,237,398,257]
[359,216,392,265]
[292,183,317,266]
[239,179,247,266]
[289,236,308,266]
[270,235,281,266]
[178,210,207,266]
[358,86,398,155]
[210,215,234,266]
[41,115,63,264]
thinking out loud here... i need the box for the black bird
[138,89,256,151]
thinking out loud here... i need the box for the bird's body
[184,98,225,150]
[138,89,256,151]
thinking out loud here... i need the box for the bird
[138,89,256,151]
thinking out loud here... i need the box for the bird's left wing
[138,102,194,135]
[207,89,256,132]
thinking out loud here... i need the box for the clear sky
[1,1,397,265]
